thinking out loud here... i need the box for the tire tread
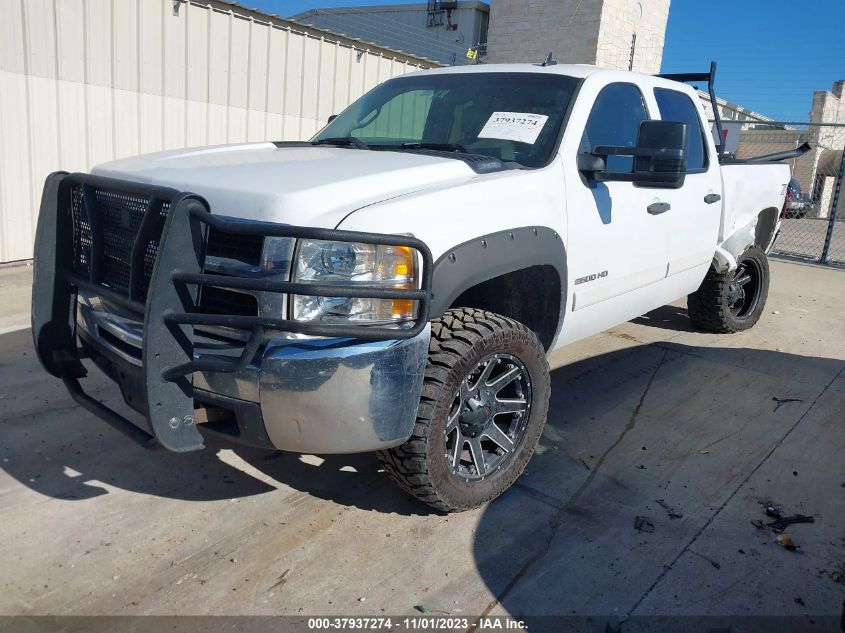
[687,246,769,333]
[377,308,549,512]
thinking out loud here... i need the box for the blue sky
[255,0,845,122]
[660,0,845,121]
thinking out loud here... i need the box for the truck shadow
[1,328,843,522]
[470,342,845,628]
[0,327,427,514]
[631,304,697,332]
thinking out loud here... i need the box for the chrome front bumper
[77,295,430,453]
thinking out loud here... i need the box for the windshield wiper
[400,142,469,153]
[312,137,370,150]
[373,142,508,174]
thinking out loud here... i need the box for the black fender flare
[430,226,567,345]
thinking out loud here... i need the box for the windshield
[312,72,580,168]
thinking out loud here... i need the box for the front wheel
[687,246,770,333]
[378,308,550,512]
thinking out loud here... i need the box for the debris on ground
[754,502,814,552]
[764,504,784,519]
[268,569,290,592]
[634,516,655,533]
[794,597,805,606]
[413,605,453,615]
[656,499,683,519]
[691,550,721,570]
[767,514,815,533]
[761,503,815,532]
[772,396,803,412]
[776,533,799,552]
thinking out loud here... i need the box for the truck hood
[92,142,476,228]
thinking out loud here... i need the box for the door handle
[704,193,721,204]
[647,202,670,215]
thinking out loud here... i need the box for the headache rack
[657,61,726,161]
[657,61,812,165]
[32,172,432,452]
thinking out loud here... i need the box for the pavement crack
[467,349,668,632]
[626,363,845,616]
[568,349,668,504]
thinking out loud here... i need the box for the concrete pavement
[0,260,843,630]
[0,263,33,335]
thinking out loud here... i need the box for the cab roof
[407,63,611,80]
[403,63,700,95]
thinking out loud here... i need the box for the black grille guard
[31,172,433,452]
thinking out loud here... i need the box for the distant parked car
[783,178,811,218]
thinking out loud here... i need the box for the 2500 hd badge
[574,270,609,285]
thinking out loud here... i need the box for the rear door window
[653,88,709,172]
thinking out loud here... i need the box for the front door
[558,81,674,345]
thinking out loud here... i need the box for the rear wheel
[378,308,550,512]
[687,246,770,333]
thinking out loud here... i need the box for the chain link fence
[732,122,845,266]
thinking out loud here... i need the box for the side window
[580,83,649,173]
[653,88,708,171]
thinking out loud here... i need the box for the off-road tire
[687,246,770,333]
[377,308,550,512]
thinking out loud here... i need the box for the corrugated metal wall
[0,0,436,263]
[294,3,490,66]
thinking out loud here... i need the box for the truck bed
[719,162,791,257]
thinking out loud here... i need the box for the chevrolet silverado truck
[31,61,807,512]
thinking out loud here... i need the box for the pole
[820,148,845,264]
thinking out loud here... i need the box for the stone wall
[595,0,670,74]
[486,0,603,65]
[486,0,670,74]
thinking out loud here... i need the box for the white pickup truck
[32,62,804,512]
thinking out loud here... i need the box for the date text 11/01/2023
[306,617,528,630]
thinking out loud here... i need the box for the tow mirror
[579,121,687,189]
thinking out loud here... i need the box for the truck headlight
[291,240,418,324]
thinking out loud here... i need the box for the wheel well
[449,265,561,351]
[755,207,779,249]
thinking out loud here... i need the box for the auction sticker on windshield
[478,112,549,144]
